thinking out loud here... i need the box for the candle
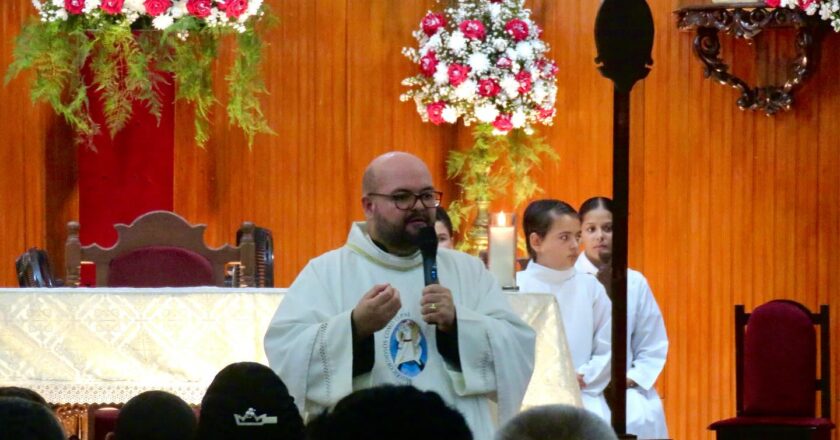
[488,212,516,288]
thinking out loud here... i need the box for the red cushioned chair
[65,210,256,287]
[709,300,833,440]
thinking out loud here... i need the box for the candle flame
[496,212,507,227]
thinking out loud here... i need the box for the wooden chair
[709,300,833,440]
[65,210,256,287]
[16,247,58,287]
[237,225,274,287]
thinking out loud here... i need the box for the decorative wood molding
[676,5,817,115]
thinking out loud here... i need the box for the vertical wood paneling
[1,0,839,438]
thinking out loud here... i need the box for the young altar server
[516,199,612,422]
[576,196,669,439]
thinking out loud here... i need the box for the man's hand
[420,284,456,332]
[352,284,401,338]
[577,373,586,389]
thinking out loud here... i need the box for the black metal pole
[594,0,653,436]
[611,87,630,436]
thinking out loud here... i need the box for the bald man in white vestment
[264,152,536,440]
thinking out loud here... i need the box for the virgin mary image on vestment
[389,319,428,377]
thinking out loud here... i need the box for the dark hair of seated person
[306,385,472,440]
[196,362,304,440]
[0,386,49,407]
[0,396,66,440]
[109,390,197,440]
[495,404,619,440]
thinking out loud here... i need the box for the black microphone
[417,226,439,285]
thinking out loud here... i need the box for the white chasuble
[575,254,669,439]
[516,261,612,422]
[264,222,536,440]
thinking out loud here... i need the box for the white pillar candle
[488,212,516,288]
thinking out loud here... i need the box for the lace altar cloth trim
[0,288,579,407]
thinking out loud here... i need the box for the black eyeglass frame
[366,190,443,211]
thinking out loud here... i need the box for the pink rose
[496,57,512,69]
[420,51,438,77]
[478,78,501,97]
[219,0,248,18]
[144,0,172,16]
[459,20,486,40]
[515,70,532,94]
[64,0,84,14]
[538,107,555,120]
[427,102,447,125]
[422,13,447,36]
[765,0,780,5]
[187,0,212,18]
[447,64,471,86]
[505,19,530,41]
[100,0,125,14]
[493,114,513,132]
[798,0,815,7]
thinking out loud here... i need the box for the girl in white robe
[515,199,613,423]
[576,196,669,439]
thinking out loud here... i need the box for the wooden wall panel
[0,2,77,285]
[1,0,839,438]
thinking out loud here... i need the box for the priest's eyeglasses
[367,190,443,210]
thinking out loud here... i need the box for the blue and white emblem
[387,319,428,378]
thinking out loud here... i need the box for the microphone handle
[424,259,439,286]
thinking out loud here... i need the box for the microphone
[417,226,439,285]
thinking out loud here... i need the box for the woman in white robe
[515,199,612,423]
[576,196,669,439]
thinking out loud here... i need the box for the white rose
[493,38,508,52]
[153,14,175,30]
[124,0,144,12]
[171,0,188,17]
[474,104,500,123]
[442,106,458,124]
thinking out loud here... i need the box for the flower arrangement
[401,0,558,253]
[6,0,274,147]
[401,0,558,135]
[768,0,840,31]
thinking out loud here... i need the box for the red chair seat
[710,416,834,429]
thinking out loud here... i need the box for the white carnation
[515,41,533,61]
[505,47,518,60]
[488,3,502,18]
[51,0,62,7]
[454,80,478,100]
[54,8,68,20]
[442,106,458,123]
[433,63,449,85]
[474,104,500,123]
[153,14,175,30]
[500,75,520,98]
[511,110,527,128]
[467,52,490,75]
[246,0,263,16]
[448,31,467,53]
